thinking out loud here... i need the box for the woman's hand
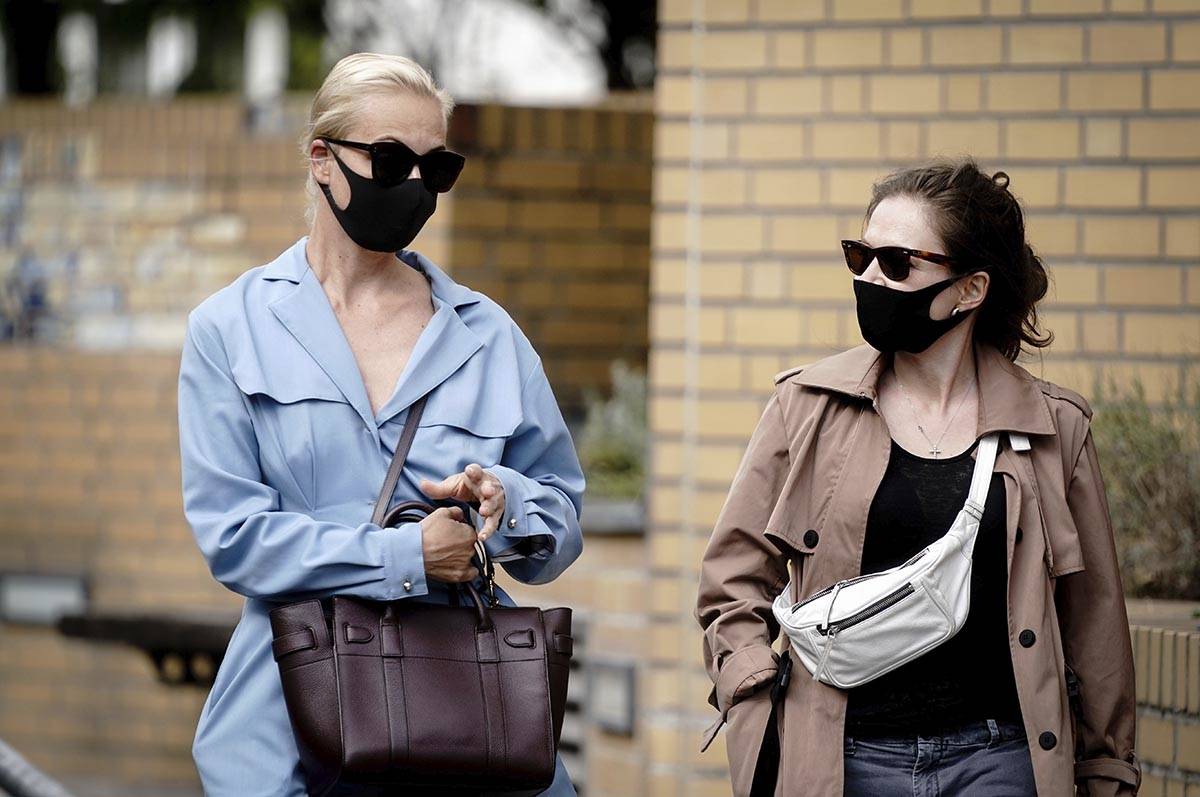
[418,506,480,583]
[419,463,506,541]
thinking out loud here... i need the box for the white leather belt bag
[771,431,1028,689]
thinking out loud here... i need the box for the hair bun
[991,170,1010,190]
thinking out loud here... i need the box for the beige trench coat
[695,340,1141,796]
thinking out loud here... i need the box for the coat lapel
[262,237,484,432]
[372,297,482,428]
[268,263,378,430]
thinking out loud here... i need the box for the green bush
[577,361,646,501]
[1091,375,1200,600]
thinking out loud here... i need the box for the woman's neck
[887,328,978,415]
[305,221,426,312]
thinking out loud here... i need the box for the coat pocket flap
[417,383,522,438]
[230,358,345,405]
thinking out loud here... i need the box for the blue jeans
[843,718,1037,797]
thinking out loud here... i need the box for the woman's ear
[309,139,331,186]
[959,270,990,311]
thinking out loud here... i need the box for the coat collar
[787,340,1056,438]
[262,236,483,431]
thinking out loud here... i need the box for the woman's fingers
[425,466,504,540]
[420,474,464,500]
[480,510,499,539]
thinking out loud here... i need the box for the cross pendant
[929,444,942,458]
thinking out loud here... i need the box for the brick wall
[650,1,1200,795]
[0,95,652,794]
[0,94,652,414]
[0,348,216,792]
[443,100,653,410]
[1133,625,1200,794]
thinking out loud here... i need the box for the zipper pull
[811,626,839,681]
[821,580,846,633]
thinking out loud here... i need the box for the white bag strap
[965,432,1030,515]
[965,433,1001,515]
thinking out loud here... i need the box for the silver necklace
[894,370,974,458]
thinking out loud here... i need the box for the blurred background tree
[1093,376,1200,600]
[577,360,645,502]
[0,0,655,101]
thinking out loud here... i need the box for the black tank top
[843,436,1023,735]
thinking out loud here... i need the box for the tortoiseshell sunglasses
[841,239,960,282]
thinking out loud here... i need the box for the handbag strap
[367,394,499,605]
[964,432,1001,514]
[371,395,429,527]
[965,431,1030,516]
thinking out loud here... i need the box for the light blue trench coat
[177,235,585,797]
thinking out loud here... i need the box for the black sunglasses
[841,239,960,282]
[322,137,466,193]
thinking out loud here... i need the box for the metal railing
[0,737,77,797]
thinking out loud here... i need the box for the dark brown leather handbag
[267,394,574,797]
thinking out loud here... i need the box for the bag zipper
[816,582,915,635]
[793,571,875,610]
[792,549,927,612]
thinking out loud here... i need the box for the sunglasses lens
[421,151,466,193]
[842,242,871,275]
[372,143,417,186]
[877,249,912,281]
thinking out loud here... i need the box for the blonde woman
[178,53,584,796]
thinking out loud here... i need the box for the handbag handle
[380,577,494,631]
[369,403,499,614]
[384,498,499,612]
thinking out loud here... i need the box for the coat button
[1019,629,1036,647]
[1039,731,1057,750]
[1015,527,1023,543]
[803,529,819,548]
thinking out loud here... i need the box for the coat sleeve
[178,312,429,603]
[482,356,585,585]
[1055,420,1141,796]
[695,392,791,734]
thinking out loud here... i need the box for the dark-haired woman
[695,159,1140,796]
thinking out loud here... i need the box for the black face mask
[853,274,974,354]
[318,145,436,253]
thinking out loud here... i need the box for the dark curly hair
[865,157,1054,362]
